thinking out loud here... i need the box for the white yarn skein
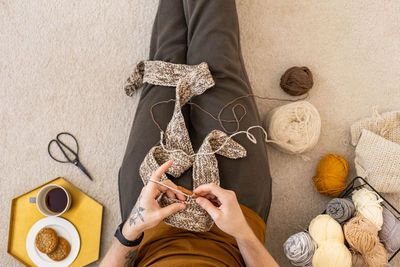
[352,188,384,230]
[267,101,321,154]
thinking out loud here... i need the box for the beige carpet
[1,0,400,266]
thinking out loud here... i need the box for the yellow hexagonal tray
[7,177,103,266]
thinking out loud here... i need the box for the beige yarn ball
[351,252,366,267]
[267,101,321,154]
[344,215,379,254]
[363,242,388,267]
[309,215,344,246]
[312,242,352,267]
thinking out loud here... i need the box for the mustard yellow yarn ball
[313,154,349,198]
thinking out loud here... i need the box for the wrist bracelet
[114,220,144,247]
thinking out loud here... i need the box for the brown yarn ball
[343,215,379,255]
[363,242,388,267]
[280,66,313,96]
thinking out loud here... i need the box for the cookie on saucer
[35,227,59,254]
[47,237,71,261]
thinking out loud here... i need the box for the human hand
[193,183,252,240]
[122,160,186,240]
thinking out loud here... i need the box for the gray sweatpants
[118,0,272,223]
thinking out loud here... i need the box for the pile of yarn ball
[352,188,383,230]
[267,101,321,154]
[283,232,316,266]
[342,187,398,267]
[326,198,355,224]
[284,187,400,266]
[283,215,352,267]
[313,154,349,198]
[309,215,352,267]
[379,206,400,253]
[280,66,314,96]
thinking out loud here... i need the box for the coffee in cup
[30,184,71,216]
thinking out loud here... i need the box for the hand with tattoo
[122,160,186,240]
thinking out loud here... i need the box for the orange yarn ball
[313,154,349,198]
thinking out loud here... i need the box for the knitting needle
[149,179,197,198]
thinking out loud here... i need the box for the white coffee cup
[30,184,71,217]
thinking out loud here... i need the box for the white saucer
[26,217,80,267]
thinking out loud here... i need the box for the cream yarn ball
[312,242,352,267]
[309,215,351,267]
[309,215,344,246]
[352,188,383,230]
[267,101,321,154]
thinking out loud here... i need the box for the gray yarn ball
[283,232,316,267]
[379,206,400,253]
[326,198,355,224]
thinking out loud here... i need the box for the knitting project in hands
[125,60,247,232]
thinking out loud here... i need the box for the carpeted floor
[1,0,400,266]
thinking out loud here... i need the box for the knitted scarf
[125,60,247,232]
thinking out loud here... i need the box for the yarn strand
[150,99,248,133]
[217,93,308,133]
[150,93,308,135]
[159,125,267,158]
[151,95,321,158]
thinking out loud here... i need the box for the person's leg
[183,0,272,222]
[118,0,191,221]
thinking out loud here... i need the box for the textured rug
[1,0,400,266]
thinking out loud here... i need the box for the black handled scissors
[48,132,93,181]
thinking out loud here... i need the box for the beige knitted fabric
[350,110,400,146]
[159,130,246,231]
[354,129,400,193]
[125,60,247,232]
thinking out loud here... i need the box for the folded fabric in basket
[354,129,400,193]
[350,110,400,146]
